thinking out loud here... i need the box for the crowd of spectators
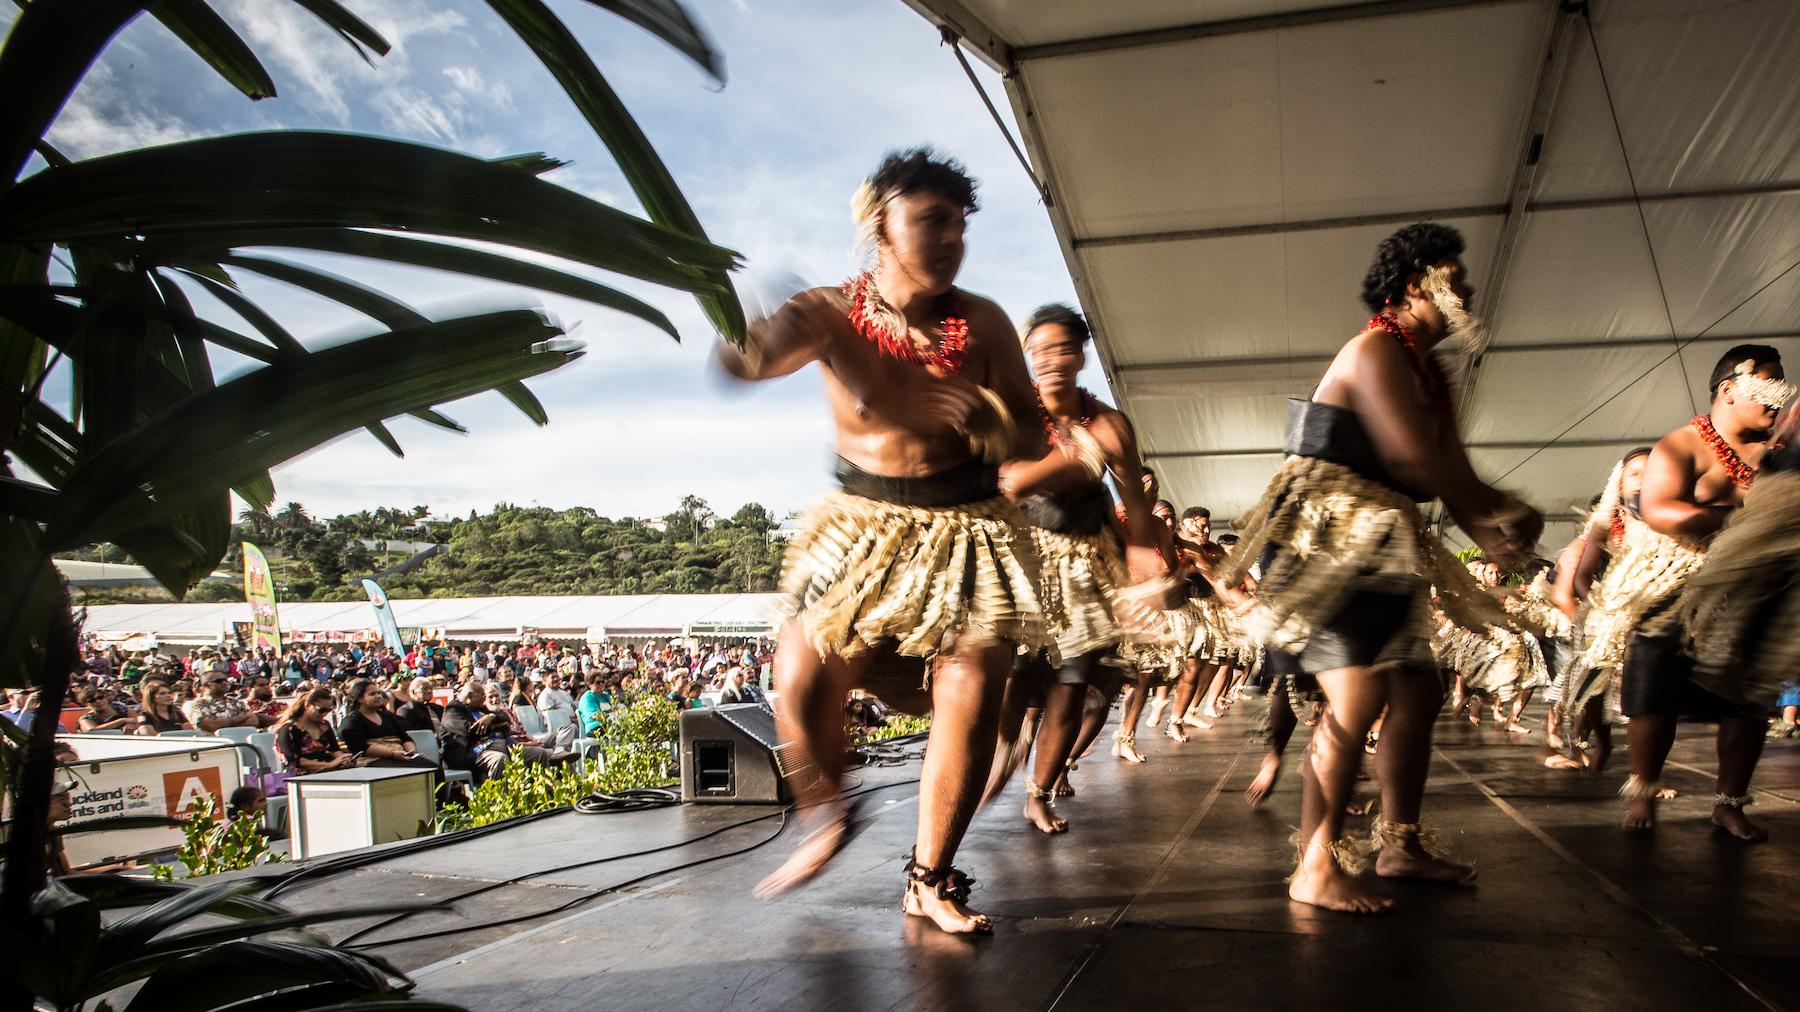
[5,637,775,790]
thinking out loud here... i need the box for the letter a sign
[163,767,225,822]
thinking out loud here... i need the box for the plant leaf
[235,471,277,511]
[406,407,466,434]
[289,0,393,62]
[496,380,548,425]
[217,254,426,331]
[492,151,567,175]
[149,0,278,100]
[109,494,231,594]
[48,309,580,547]
[483,0,744,342]
[364,419,404,457]
[177,228,679,340]
[121,939,407,1012]
[171,268,306,355]
[0,132,741,296]
[577,0,724,83]
[0,0,144,182]
[96,878,266,963]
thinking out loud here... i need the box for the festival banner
[241,542,282,654]
[362,578,406,652]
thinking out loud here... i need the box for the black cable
[338,777,921,951]
[573,787,681,815]
[938,26,1050,207]
[1580,5,1696,415]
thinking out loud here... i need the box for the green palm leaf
[0,132,741,296]
[486,0,745,341]
[150,0,278,101]
[123,939,408,1012]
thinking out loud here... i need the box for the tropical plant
[0,0,743,1006]
[150,794,284,882]
[1,874,454,1012]
[851,713,933,746]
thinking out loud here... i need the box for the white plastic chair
[158,729,204,738]
[408,729,471,793]
[542,708,572,746]
[216,726,256,744]
[515,704,547,737]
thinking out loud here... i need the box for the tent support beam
[1012,0,1528,62]
[1073,180,1800,249]
[1115,330,1800,377]
[1146,435,1661,461]
[896,0,1012,72]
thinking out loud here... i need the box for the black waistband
[833,456,998,508]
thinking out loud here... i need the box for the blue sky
[28,0,1104,522]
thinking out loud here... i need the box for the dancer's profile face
[1721,361,1788,429]
[1621,455,1648,498]
[879,191,966,294]
[1141,471,1159,500]
[1025,324,1085,390]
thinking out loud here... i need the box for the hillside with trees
[61,497,788,603]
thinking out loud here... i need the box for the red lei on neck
[1368,313,1451,418]
[1036,385,1098,447]
[843,272,970,374]
[1691,414,1755,489]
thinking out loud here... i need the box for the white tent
[79,593,781,645]
[903,0,1800,549]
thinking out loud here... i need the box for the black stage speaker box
[679,703,799,803]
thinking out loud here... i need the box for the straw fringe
[1675,470,1800,703]
[1027,524,1136,660]
[777,492,1050,661]
[1224,457,1520,658]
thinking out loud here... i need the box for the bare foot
[1711,807,1768,843]
[1054,773,1074,798]
[903,879,992,934]
[1024,794,1067,834]
[1468,710,1482,727]
[1288,861,1392,915]
[1543,753,1585,770]
[1545,726,1566,751]
[1146,697,1168,728]
[1376,842,1477,884]
[1183,713,1215,730]
[1655,787,1678,800]
[1164,722,1189,743]
[1244,753,1283,807]
[1505,721,1531,735]
[754,802,858,898]
[1345,798,1376,817]
[1586,737,1612,776]
[1113,738,1147,763]
[1622,797,1656,832]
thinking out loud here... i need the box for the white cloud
[46,62,201,159]
[443,65,512,109]
[372,87,462,142]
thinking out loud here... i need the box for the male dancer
[1223,223,1540,912]
[720,149,1056,932]
[988,303,1167,833]
[1619,346,1791,840]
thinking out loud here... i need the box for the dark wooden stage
[284,701,1800,1010]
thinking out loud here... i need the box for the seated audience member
[441,682,557,783]
[77,688,135,732]
[0,688,36,732]
[577,672,611,736]
[184,663,264,733]
[272,689,358,774]
[337,677,435,770]
[394,677,442,735]
[135,682,193,735]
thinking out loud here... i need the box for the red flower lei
[1691,414,1756,489]
[843,271,969,374]
[1036,385,1098,447]
[1368,314,1451,418]
[1609,509,1626,546]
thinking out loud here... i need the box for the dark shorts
[1620,632,1757,720]
[1291,589,1431,675]
[1014,649,1109,696]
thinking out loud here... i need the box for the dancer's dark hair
[1023,303,1091,346]
[868,148,978,215]
[1361,223,1466,312]
[1708,344,1782,395]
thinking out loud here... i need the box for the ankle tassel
[904,851,974,903]
[1025,779,1056,803]
[1112,730,1135,746]
[1370,818,1448,857]
[1619,774,1660,801]
[1711,792,1755,810]
[1286,829,1370,880]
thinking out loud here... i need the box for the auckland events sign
[55,737,241,867]
[242,542,282,654]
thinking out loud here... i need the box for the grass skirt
[1225,456,1517,662]
[1674,471,1800,705]
[777,491,1050,662]
[1028,524,1131,661]
[1565,517,1705,716]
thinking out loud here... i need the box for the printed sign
[242,542,283,654]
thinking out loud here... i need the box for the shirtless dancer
[1618,346,1791,840]
[722,149,1057,932]
[1224,223,1540,913]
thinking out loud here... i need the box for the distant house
[637,518,669,533]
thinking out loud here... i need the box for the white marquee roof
[81,593,780,644]
[905,0,1800,548]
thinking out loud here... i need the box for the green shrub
[151,794,284,881]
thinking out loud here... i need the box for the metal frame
[1011,0,1528,62]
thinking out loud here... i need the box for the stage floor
[283,702,1800,1011]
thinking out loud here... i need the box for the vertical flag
[241,543,282,655]
[362,578,405,652]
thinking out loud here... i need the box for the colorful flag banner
[241,542,282,655]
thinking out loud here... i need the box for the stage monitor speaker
[679,703,799,804]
